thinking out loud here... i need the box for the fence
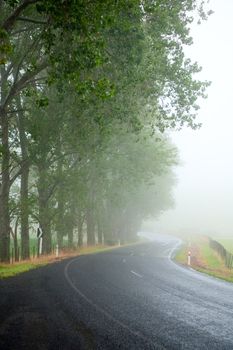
[209,237,233,269]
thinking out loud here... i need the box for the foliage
[0,0,211,262]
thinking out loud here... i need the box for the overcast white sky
[154,0,233,237]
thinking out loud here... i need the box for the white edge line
[168,239,183,260]
[64,258,147,341]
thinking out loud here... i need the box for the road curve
[1,235,233,349]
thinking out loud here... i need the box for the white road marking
[168,239,183,260]
[130,270,143,278]
[122,258,126,263]
[64,259,147,341]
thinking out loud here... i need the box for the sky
[153,0,233,237]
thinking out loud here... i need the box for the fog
[151,0,233,238]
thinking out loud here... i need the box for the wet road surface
[1,234,233,349]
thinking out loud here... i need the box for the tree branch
[10,167,22,187]
[2,60,48,108]
[17,17,47,25]
[7,108,28,115]
[3,0,40,32]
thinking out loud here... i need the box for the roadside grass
[174,235,233,283]
[199,242,222,269]
[215,238,233,255]
[0,243,130,279]
[9,237,65,258]
[0,262,44,278]
[175,244,187,264]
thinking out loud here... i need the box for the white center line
[130,270,143,278]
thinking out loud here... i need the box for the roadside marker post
[37,226,43,256]
[56,244,59,258]
[39,237,43,255]
[188,251,191,266]
[32,246,36,259]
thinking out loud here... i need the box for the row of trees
[0,0,210,262]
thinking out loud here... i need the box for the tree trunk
[38,165,52,255]
[20,162,30,258]
[0,107,10,262]
[56,193,64,249]
[97,219,103,245]
[55,150,65,249]
[68,228,73,248]
[77,212,83,247]
[41,219,51,254]
[86,206,95,246]
[39,197,52,254]
[57,231,63,250]
[17,98,30,260]
[11,217,19,262]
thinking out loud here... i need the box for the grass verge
[214,238,233,255]
[0,243,125,279]
[174,235,233,283]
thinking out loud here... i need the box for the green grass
[194,266,233,283]
[9,237,60,259]
[174,235,233,283]
[174,244,187,264]
[215,238,233,255]
[0,262,44,278]
[174,236,222,269]
[199,243,222,269]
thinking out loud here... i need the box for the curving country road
[1,234,233,349]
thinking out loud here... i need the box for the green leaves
[95,78,115,99]
[5,0,20,7]
[0,28,12,65]
[35,96,49,108]
[0,0,211,248]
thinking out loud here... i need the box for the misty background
[151,0,233,237]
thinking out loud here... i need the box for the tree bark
[55,185,66,250]
[0,107,10,262]
[17,97,30,260]
[56,198,64,249]
[68,228,73,248]
[77,212,83,247]
[97,219,103,245]
[38,165,52,254]
[86,206,95,246]
[20,162,30,259]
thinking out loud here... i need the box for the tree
[0,0,211,261]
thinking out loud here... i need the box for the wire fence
[209,237,233,269]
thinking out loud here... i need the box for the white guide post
[188,250,191,266]
[37,226,43,256]
[56,244,59,258]
[39,237,43,255]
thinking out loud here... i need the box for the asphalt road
[1,234,233,350]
